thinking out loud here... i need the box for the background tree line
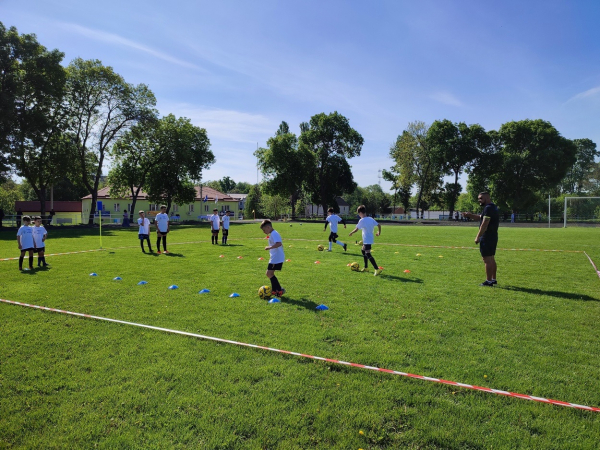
[0,23,215,223]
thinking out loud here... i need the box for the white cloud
[567,86,600,103]
[429,92,463,107]
[60,23,206,72]
[161,104,275,144]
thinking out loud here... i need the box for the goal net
[563,197,600,227]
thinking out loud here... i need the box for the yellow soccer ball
[258,285,272,299]
[350,262,360,271]
[317,244,324,251]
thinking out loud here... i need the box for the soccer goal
[563,197,600,227]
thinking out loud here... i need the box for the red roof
[15,201,82,212]
[82,186,236,202]
[392,207,406,214]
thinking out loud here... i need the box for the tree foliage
[244,184,262,219]
[560,138,598,194]
[298,112,362,214]
[66,58,157,223]
[144,114,214,213]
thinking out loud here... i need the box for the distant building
[81,186,240,222]
[15,201,82,225]
[305,197,350,217]
[227,193,248,213]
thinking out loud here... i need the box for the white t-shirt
[209,214,220,230]
[326,214,343,233]
[17,225,35,249]
[155,213,169,232]
[138,217,150,235]
[222,215,230,230]
[32,226,47,248]
[356,217,379,245]
[268,229,285,264]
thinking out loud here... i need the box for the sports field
[1,223,600,449]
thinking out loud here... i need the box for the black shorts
[479,235,498,257]
[33,247,45,253]
[212,229,219,235]
[328,232,338,242]
[20,247,34,252]
[362,244,372,252]
[157,229,169,235]
[222,229,229,236]
[267,263,283,271]
[139,234,149,240]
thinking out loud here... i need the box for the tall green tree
[244,184,262,219]
[0,23,74,215]
[428,120,488,219]
[298,112,362,214]
[471,120,577,212]
[390,121,442,215]
[66,58,157,224]
[144,115,214,213]
[560,138,598,194]
[256,121,315,218]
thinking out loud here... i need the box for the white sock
[328,242,332,251]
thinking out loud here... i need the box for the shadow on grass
[164,252,185,258]
[280,296,320,311]
[500,285,599,302]
[379,274,423,284]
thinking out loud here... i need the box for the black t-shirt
[480,202,499,237]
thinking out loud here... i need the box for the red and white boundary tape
[1,298,598,413]
[584,252,600,280]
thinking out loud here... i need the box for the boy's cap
[138,210,145,214]
[160,205,167,209]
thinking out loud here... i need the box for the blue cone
[229,293,240,298]
[198,289,210,294]
[113,277,122,281]
[89,273,98,277]
[137,280,148,285]
[268,298,281,303]
[168,285,179,290]
[315,304,329,311]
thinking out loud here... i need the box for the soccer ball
[350,262,360,271]
[317,244,324,251]
[258,285,272,299]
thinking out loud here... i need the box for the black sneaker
[343,243,347,252]
[491,280,497,285]
[479,280,494,287]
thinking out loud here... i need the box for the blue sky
[2,0,599,192]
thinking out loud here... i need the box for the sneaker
[491,279,497,285]
[164,250,169,254]
[343,243,347,252]
[157,251,162,254]
[374,268,383,276]
[326,249,332,252]
[43,263,49,267]
[360,268,369,272]
[272,289,286,298]
[479,280,494,287]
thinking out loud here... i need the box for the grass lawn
[1,222,600,449]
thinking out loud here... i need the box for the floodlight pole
[548,194,551,228]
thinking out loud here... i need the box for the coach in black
[462,192,499,286]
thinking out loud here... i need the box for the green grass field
[1,222,600,449]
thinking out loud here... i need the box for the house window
[189,204,194,212]
[114,203,120,212]
[149,204,158,211]
[127,204,132,213]
[205,205,209,212]
[172,204,178,212]
[239,201,244,209]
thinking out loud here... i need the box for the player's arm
[324,219,328,231]
[349,226,359,236]
[17,235,22,249]
[376,224,381,237]
[475,217,490,243]
[341,217,347,228]
[462,211,481,220]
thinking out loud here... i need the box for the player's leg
[28,249,34,270]
[364,245,380,273]
[162,235,167,252]
[328,233,333,251]
[19,250,25,270]
[146,236,153,253]
[41,249,47,266]
[361,248,369,270]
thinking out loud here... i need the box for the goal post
[563,197,600,228]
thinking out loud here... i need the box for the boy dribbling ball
[33,216,49,267]
[16,215,35,271]
[210,208,220,244]
[260,219,286,297]
[138,211,153,253]
[349,205,383,276]
[155,205,169,254]
[324,207,347,252]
